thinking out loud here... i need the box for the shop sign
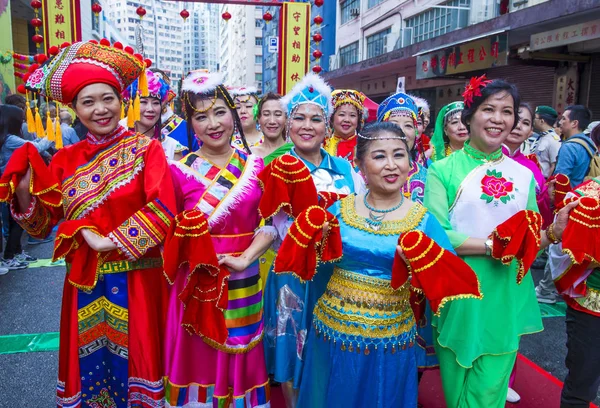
[416,33,508,80]
[43,0,81,49]
[278,2,310,94]
[530,19,600,51]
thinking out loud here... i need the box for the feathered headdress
[280,73,333,118]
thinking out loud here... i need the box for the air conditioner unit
[350,8,359,18]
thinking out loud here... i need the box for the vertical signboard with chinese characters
[554,63,579,114]
[43,0,81,50]
[416,34,508,80]
[278,2,310,94]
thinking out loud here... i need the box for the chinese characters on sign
[279,2,310,94]
[554,64,579,114]
[530,20,600,51]
[416,34,508,80]
[43,0,81,49]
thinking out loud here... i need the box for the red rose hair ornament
[273,206,342,281]
[392,230,482,319]
[462,74,492,108]
[490,210,542,283]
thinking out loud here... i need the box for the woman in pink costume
[163,70,276,407]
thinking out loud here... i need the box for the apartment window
[368,0,385,8]
[255,55,262,64]
[255,73,263,81]
[366,27,391,59]
[255,37,263,46]
[406,0,469,44]
[255,19,263,28]
[339,41,359,67]
[340,0,359,24]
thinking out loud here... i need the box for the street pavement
[0,237,599,407]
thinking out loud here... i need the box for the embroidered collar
[290,147,348,175]
[538,129,556,138]
[463,141,503,163]
[86,125,128,145]
[332,133,357,142]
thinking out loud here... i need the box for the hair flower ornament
[462,74,493,108]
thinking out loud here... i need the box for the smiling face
[332,103,359,139]
[235,95,258,131]
[289,103,327,156]
[358,137,410,195]
[387,112,417,150]
[258,99,286,142]
[191,97,235,151]
[444,112,469,148]
[506,106,533,149]
[72,83,121,137]
[138,97,162,130]
[467,91,516,154]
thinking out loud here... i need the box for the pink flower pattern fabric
[480,169,514,204]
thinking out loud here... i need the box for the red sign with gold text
[42,0,81,50]
[278,2,310,94]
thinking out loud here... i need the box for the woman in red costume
[1,40,177,407]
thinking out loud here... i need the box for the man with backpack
[555,105,596,187]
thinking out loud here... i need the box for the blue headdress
[280,73,333,118]
[376,92,418,123]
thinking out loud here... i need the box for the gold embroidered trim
[575,286,600,313]
[340,195,427,235]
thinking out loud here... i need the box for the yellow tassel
[55,117,63,149]
[46,111,55,142]
[170,100,175,112]
[133,93,141,122]
[120,102,125,120]
[35,107,45,138]
[138,68,149,97]
[26,92,35,134]
[127,98,135,129]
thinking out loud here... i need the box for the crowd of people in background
[1,39,600,408]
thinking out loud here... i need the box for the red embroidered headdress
[462,74,493,108]
[25,40,145,104]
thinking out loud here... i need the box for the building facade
[103,0,185,92]
[183,2,219,74]
[325,0,600,121]
[220,4,264,91]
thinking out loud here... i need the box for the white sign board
[396,76,406,93]
[268,37,279,53]
[530,19,600,51]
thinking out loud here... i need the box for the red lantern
[312,65,322,74]
[315,0,324,6]
[32,34,44,45]
[314,15,323,26]
[30,0,42,9]
[312,49,323,59]
[92,3,102,16]
[136,6,147,19]
[30,18,42,28]
[180,9,190,21]
[263,11,273,23]
[222,11,231,22]
[313,32,322,43]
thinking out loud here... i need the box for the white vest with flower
[449,156,534,239]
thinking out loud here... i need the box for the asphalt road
[0,238,598,408]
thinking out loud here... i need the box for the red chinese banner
[416,34,508,80]
[42,0,81,50]
[278,2,310,94]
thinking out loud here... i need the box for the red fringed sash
[257,155,319,220]
[163,209,229,344]
[556,196,600,296]
[317,191,347,209]
[391,230,481,320]
[273,206,342,281]
[0,143,61,207]
[551,173,571,211]
[490,210,542,284]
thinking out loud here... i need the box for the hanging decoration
[180,9,189,21]
[314,0,324,6]
[92,2,102,27]
[263,11,273,24]
[222,10,231,22]
[30,0,43,49]
[136,6,147,19]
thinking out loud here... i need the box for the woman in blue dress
[297,122,454,407]
[262,73,364,407]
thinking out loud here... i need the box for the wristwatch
[485,238,493,256]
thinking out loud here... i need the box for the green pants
[436,342,517,408]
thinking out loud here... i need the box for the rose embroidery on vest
[480,169,514,204]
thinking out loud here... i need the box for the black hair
[537,111,557,127]
[71,85,121,108]
[355,121,410,163]
[519,103,534,124]
[182,86,251,154]
[330,103,363,133]
[0,105,25,149]
[461,79,521,132]
[590,123,600,149]
[565,105,592,132]
[5,94,27,112]
[257,92,286,141]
